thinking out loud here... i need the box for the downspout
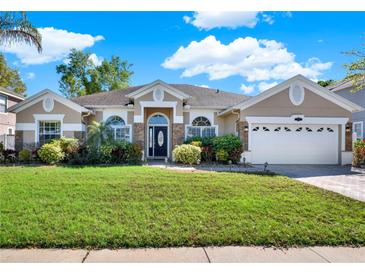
[232,110,240,136]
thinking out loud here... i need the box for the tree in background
[317,79,335,87]
[56,49,133,98]
[0,54,26,95]
[0,12,42,53]
[343,41,365,92]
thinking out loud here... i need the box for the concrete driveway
[254,165,365,202]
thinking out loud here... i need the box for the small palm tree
[87,121,113,149]
[0,12,42,53]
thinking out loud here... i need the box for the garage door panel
[250,124,338,164]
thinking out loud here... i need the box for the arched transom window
[187,116,216,138]
[192,116,211,127]
[106,115,130,141]
[148,114,168,125]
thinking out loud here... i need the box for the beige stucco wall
[17,100,82,123]
[23,130,35,144]
[63,131,74,138]
[240,88,352,120]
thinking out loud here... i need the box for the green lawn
[0,166,364,248]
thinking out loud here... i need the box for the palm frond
[0,12,42,53]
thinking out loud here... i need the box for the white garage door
[250,124,339,164]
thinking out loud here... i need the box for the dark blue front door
[148,126,168,157]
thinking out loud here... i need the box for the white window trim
[33,114,64,144]
[353,121,363,140]
[184,125,218,140]
[102,112,132,143]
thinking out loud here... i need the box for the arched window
[187,116,216,138]
[106,116,130,141]
[148,114,168,125]
[106,116,125,127]
[192,116,211,126]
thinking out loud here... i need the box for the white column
[341,123,346,151]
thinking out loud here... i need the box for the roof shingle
[71,83,249,108]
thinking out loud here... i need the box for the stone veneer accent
[237,121,248,151]
[133,123,145,149]
[172,123,184,149]
[345,122,352,151]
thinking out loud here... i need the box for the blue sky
[2,11,365,96]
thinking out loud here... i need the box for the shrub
[173,144,201,165]
[99,141,141,164]
[37,143,65,164]
[353,140,365,167]
[100,143,115,164]
[201,145,214,162]
[1,149,17,163]
[184,136,214,147]
[127,143,143,164]
[19,149,31,162]
[213,134,243,163]
[59,137,79,155]
[216,149,228,163]
[190,141,202,147]
[0,142,3,152]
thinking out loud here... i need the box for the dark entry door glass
[153,126,168,157]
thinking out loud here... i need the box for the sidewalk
[1,246,364,263]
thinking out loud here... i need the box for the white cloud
[283,11,293,18]
[240,84,255,94]
[25,72,35,80]
[162,35,333,83]
[1,27,104,65]
[262,14,274,25]
[183,12,260,30]
[88,53,103,66]
[196,84,210,88]
[258,81,278,92]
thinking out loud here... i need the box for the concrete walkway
[1,247,364,263]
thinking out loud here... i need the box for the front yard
[0,166,364,248]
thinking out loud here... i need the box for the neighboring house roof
[220,74,364,116]
[72,82,249,109]
[0,87,25,101]
[327,79,353,92]
[8,89,90,113]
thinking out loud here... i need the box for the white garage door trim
[245,116,348,165]
[249,123,339,164]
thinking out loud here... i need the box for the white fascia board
[9,89,89,113]
[33,114,65,121]
[127,80,190,100]
[246,116,349,125]
[228,74,364,113]
[0,90,25,101]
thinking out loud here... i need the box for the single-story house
[8,74,364,165]
[328,79,365,140]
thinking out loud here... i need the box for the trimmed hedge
[173,144,201,165]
